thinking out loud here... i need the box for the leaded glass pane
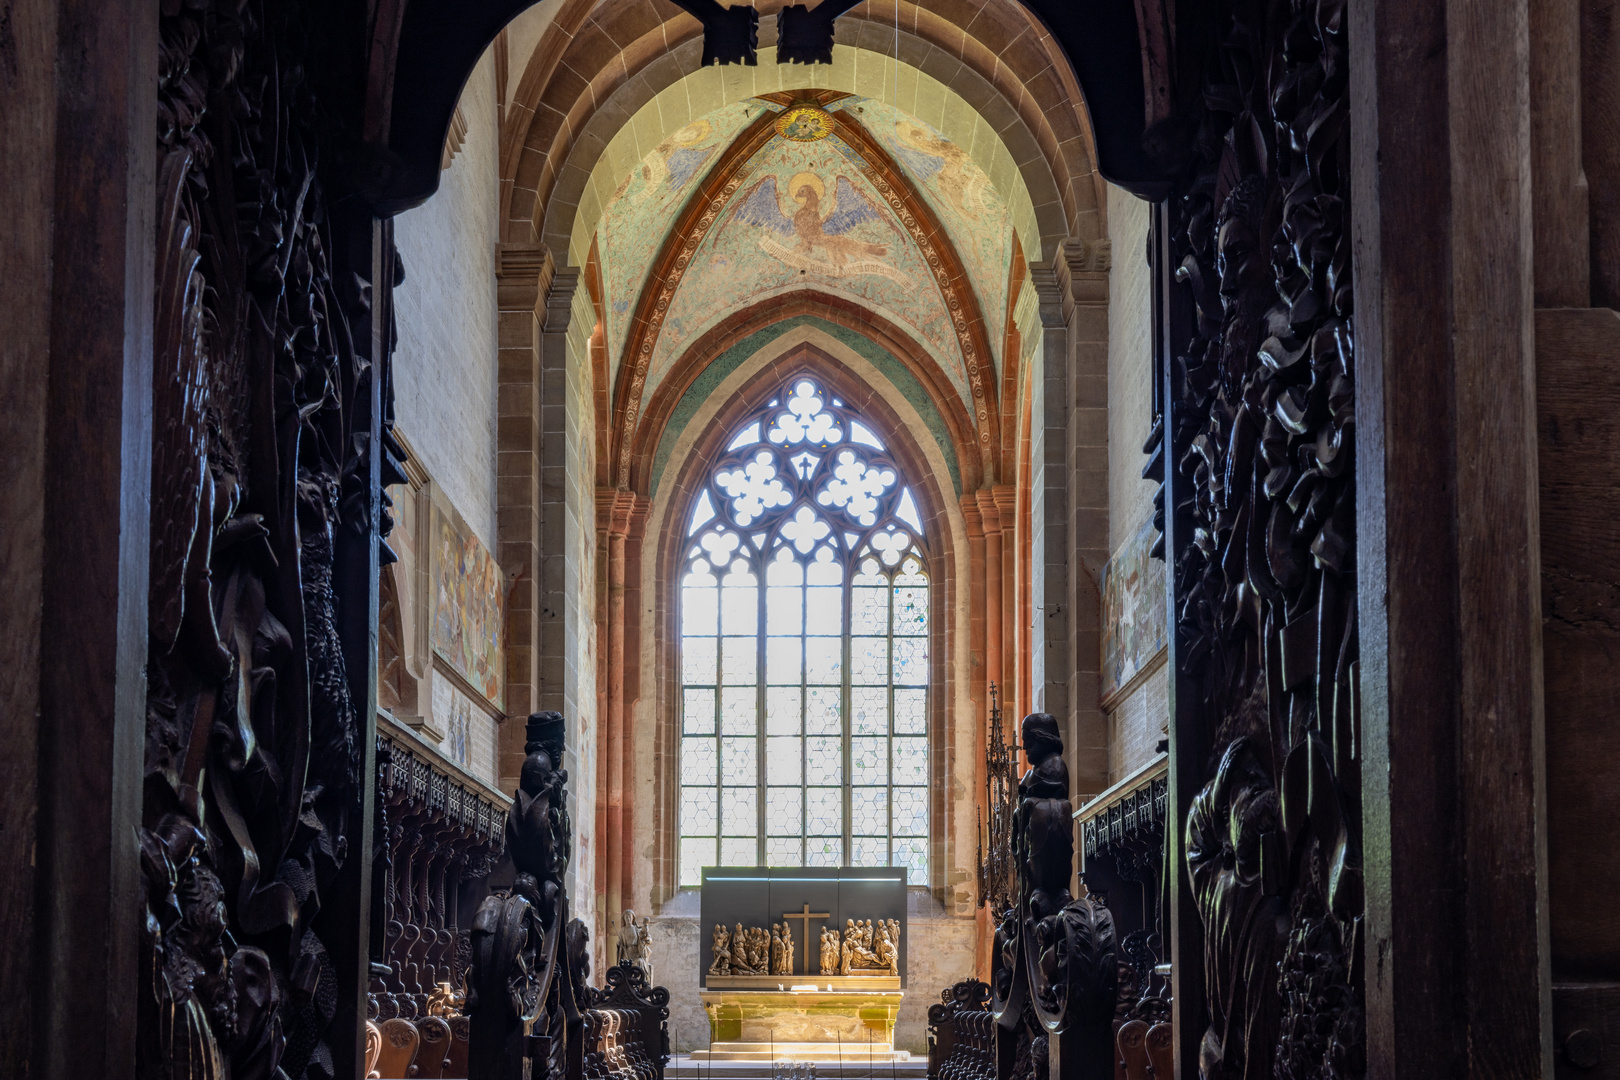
[851,837,888,866]
[683,688,717,735]
[682,738,717,785]
[805,687,840,734]
[682,788,719,835]
[893,586,927,635]
[766,687,801,735]
[766,787,803,834]
[766,580,802,634]
[892,839,928,884]
[804,637,842,683]
[851,688,888,735]
[806,838,843,866]
[806,737,843,785]
[850,587,888,635]
[804,587,842,634]
[721,636,757,685]
[720,688,757,736]
[720,738,756,784]
[684,584,719,636]
[892,736,928,786]
[851,637,888,684]
[765,737,802,785]
[852,736,888,786]
[681,838,717,887]
[766,636,803,685]
[682,637,717,684]
[806,788,842,834]
[892,637,927,686]
[851,789,889,836]
[677,376,931,883]
[893,688,926,735]
[892,788,928,836]
[767,837,804,865]
[721,573,758,635]
[722,787,757,835]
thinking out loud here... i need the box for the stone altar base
[694,988,907,1063]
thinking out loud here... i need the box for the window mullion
[887,568,896,867]
[842,571,853,866]
[756,550,767,866]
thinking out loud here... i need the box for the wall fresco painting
[640,129,972,415]
[1099,517,1168,702]
[599,99,766,376]
[852,100,1014,370]
[431,504,506,709]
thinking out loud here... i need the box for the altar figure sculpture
[709,924,732,975]
[819,926,841,976]
[770,923,795,976]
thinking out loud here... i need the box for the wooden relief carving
[1157,0,1364,1076]
[141,0,399,1075]
[990,714,1117,1080]
[370,735,505,1022]
[467,712,591,1080]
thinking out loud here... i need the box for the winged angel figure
[726,171,914,286]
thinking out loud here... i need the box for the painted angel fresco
[892,120,994,217]
[725,171,914,286]
[619,119,717,204]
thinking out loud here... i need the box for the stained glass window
[678,378,930,886]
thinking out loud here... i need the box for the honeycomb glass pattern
[678,377,931,886]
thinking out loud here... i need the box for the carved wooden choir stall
[369,732,508,1022]
[458,712,672,1080]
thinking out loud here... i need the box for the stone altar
[694,867,909,1062]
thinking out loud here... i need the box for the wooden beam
[34,0,158,1070]
[1352,0,1552,1073]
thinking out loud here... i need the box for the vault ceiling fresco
[853,99,1015,360]
[593,95,1017,461]
[598,99,768,368]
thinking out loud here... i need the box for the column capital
[496,242,554,285]
[1030,265,1066,329]
[595,486,645,538]
[1054,237,1110,307]
[543,267,581,333]
[960,495,985,538]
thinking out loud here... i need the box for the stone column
[1055,239,1111,803]
[1030,265,1069,729]
[594,487,641,956]
[494,243,553,784]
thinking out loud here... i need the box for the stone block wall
[1105,186,1156,552]
[1099,186,1168,786]
[393,50,501,550]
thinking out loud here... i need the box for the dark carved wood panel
[140,0,400,1074]
[1154,0,1365,1077]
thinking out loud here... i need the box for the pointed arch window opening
[678,376,931,886]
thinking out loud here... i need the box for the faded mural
[432,504,506,708]
[1099,517,1168,702]
[600,99,767,375]
[848,99,1014,367]
[593,97,1020,429]
[643,125,970,412]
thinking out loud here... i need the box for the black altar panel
[699,866,907,985]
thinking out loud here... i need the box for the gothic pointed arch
[607,104,1003,487]
[647,348,961,898]
[497,0,1105,253]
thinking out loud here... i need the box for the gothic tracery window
[678,377,930,886]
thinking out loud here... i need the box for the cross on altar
[781,903,830,975]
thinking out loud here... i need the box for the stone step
[669,1054,929,1079]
